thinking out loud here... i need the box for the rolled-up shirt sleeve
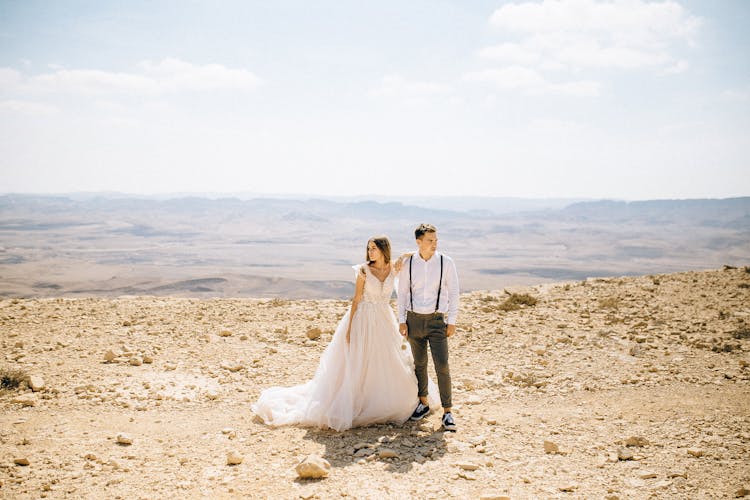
[397,265,410,323]
[445,257,460,325]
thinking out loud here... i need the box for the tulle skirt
[252,301,438,431]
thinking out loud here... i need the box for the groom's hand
[446,324,456,337]
[399,323,408,337]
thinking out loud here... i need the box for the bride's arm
[393,252,414,273]
[346,267,367,344]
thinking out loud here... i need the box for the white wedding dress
[252,264,438,431]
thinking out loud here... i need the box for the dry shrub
[0,367,28,392]
[598,297,620,310]
[498,293,537,312]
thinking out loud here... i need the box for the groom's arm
[397,265,409,325]
[445,257,460,336]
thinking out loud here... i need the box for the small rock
[687,448,704,458]
[219,330,233,337]
[306,327,322,340]
[639,470,658,479]
[457,471,476,480]
[226,451,243,465]
[84,453,98,461]
[14,457,30,466]
[28,375,45,392]
[129,357,143,366]
[625,436,649,447]
[116,433,133,445]
[142,355,153,364]
[12,396,36,407]
[465,395,482,405]
[220,361,243,372]
[736,486,750,497]
[668,470,688,479]
[353,442,371,451]
[479,495,510,500]
[295,455,330,479]
[618,448,634,461]
[456,461,480,471]
[544,440,560,454]
[354,448,373,458]
[559,483,578,492]
[378,448,398,459]
[104,350,117,362]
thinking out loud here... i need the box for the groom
[398,223,460,432]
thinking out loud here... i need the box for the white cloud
[463,66,545,89]
[485,0,700,72]
[478,43,540,65]
[722,87,750,103]
[0,99,58,115]
[3,58,261,98]
[369,74,452,99]
[463,66,600,96]
[664,60,689,74]
[0,68,22,89]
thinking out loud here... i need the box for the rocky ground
[1,267,749,499]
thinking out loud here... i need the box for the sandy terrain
[1,267,749,499]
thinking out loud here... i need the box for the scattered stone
[687,448,705,458]
[479,495,510,500]
[668,470,688,479]
[544,440,560,454]
[14,457,30,466]
[736,486,750,497]
[12,396,36,407]
[295,455,330,479]
[306,327,322,340]
[129,356,143,366]
[618,448,634,461]
[456,461,480,471]
[625,436,649,447]
[378,448,398,459]
[465,395,482,405]
[142,355,154,364]
[559,483,578,492]
[116,433,133,445]
[219,330,233,337]
[104,350,117,362]
[28,375,45,392]
[226,451,243,465]
[639,470,658,479]
[220,361,243,372]
[458,471,476,480]
[353,442,371,451]
[84,453,98,461]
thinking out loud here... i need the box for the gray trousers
[406,311,452,408]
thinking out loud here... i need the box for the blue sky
[0,0,748,199]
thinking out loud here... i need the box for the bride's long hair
[366,236,391,265]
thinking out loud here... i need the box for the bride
[252,236,437,431]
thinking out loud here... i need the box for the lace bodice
[357,264,395,304]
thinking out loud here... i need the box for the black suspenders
[409,254,444,313]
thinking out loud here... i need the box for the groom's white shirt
[397,251,459,325]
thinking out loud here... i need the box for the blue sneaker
[441,412,457,432]
[409,402,430,421]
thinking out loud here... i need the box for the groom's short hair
[415,223,437,240]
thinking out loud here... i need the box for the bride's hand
[393,252,414,273]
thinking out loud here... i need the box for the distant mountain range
[0,193,748,298]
